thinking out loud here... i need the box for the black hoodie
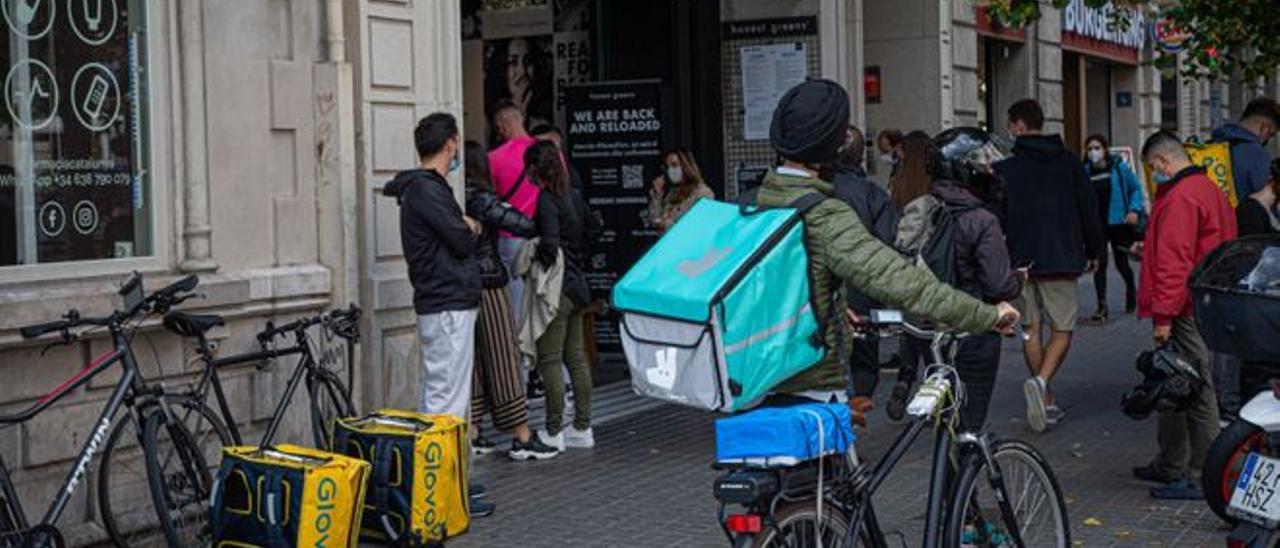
[994,135,1104,277]
[384,169,482,314]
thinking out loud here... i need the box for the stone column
[178,0,216,272]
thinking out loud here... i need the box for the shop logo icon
[647,348,679,390]
[4,59,59,130]
[73,200,98,234]
[70,62,120,132]
[69,0,118,46]
[2,0,54,40]
[38,200,65,237]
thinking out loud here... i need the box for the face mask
[879,154,897,166]
[1152,171,1171,185]
[447,143,460,172]
[1087,149,1105,164]
[666,166,683,184]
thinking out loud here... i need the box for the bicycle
[1,274,211,548]
[97,305,360,547]
[714,315,1070,548]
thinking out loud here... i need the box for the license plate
[1229,453,1280,526]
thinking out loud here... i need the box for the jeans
[536,296,591,435]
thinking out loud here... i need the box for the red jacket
[1137,167,1236,326]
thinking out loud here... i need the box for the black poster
[564,80,665,351]
[0,0,148,266]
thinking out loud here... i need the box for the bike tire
[945,439,1070,548]
[748,500,853,548]
[307,367,356,450]
[141,407,215,548]
[1204,419,1268,525]
[99,396,229,548]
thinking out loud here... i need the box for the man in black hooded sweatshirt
[994,99,1104,433]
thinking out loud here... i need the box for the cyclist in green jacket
[755,79,1020,400]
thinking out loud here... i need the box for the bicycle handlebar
[18,273,201,341]
[256,304,362,345]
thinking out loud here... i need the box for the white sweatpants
[416,308,478,420]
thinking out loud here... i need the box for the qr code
[622,165,643,189]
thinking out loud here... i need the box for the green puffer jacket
[756,171,1000,394]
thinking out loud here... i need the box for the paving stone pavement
[451,274,1234,547]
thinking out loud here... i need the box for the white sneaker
[537,429,565,451]
[564,426,595,449]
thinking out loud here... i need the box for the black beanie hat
[770,79,850,164]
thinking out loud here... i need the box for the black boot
[1091,304,1109,324]
[1124,290,1136,314]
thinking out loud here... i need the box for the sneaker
[1090,306,1109,324]
[469,498,497,518]
[1045,404,1065,425]
[886,380,911,422]
[537,429,565,451]
[472,434,498,456]
[508,436,560,461]
[1132,464,1177,484]
[469,482,487,499]
[1150,479,1202,500]
[1023,377,1048,433]
[564,426,595,449]
[526,377,545,400]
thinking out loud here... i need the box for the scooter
[1203,381,1280,547]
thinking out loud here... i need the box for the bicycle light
[725,514,762,534]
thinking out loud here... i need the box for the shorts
[1020,278,1079,332]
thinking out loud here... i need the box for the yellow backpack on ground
[333,409,469,545]
[209,444,371,548]
[1144,139,1239,207]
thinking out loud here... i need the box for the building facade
[0,1,1277,543]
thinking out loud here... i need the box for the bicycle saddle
[163,312,225,338]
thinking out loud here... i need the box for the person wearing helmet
[752,79,1020,407]
[882,128,1026,430]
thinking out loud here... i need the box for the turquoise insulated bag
[612,196,826,412]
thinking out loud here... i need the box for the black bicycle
[1,274,211,548]
[96,305,360,547]
[714,317,1070,548]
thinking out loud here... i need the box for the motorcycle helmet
[932,127,1011,205]
[1120,345,1206,420]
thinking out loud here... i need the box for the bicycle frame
[0,328,149,533]
[197,331,313,449]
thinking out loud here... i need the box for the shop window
[0,0,151,267]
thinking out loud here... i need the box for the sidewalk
[456,275,1230,547]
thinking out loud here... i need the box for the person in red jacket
[1132,130,1237,500]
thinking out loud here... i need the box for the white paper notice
[740,43,807,141]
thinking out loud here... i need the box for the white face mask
[879,153,897,166]
[1087,149,1105,164]
[666,166,683,184]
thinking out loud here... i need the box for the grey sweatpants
[416,308,478,420]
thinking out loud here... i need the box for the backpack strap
[788,192,828,214]
[500,173,528,203]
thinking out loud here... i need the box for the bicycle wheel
[749,500,852,548]
[945,439,1069,548]
[141,407,216,548]
[307,368,356,450]
[99,396,229,547]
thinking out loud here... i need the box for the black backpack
[918,201,975,291]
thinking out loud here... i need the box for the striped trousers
[471,287,529,432]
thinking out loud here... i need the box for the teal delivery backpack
[612,196,826,412]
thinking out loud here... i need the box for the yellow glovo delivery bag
[1144,138,1239,208]
[209,444,371,548]
[333,409,469,545]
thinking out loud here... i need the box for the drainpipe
[324,0,345,63]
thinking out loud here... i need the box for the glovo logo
[314,477,338,547]
[422,440,447,538]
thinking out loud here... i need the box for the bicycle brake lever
[39,330,75,356]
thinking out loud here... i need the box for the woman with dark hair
[463,142,560,461]
[877,128,906,177]
[1083,134,1144,322]
[525,140,595,451]
[1236,159,1280,237]
[649,148,715,232]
